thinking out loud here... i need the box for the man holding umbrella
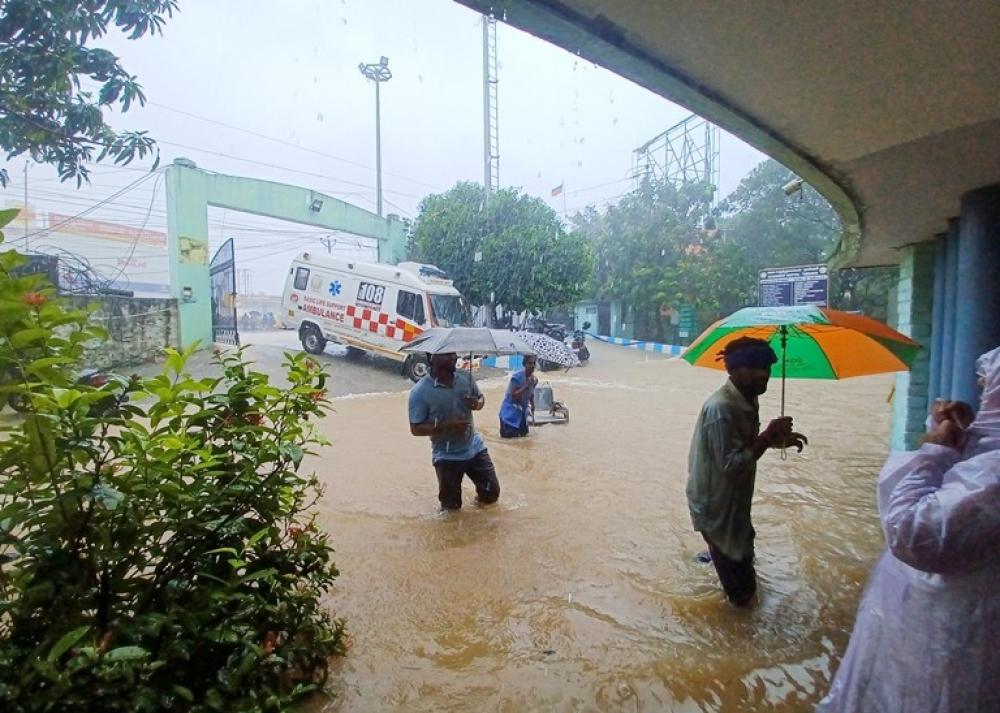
[686,337,808,606]
[408,352,500,510]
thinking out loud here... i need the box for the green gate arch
[165,159,407,348]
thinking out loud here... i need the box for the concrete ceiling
[457,0,1000,266]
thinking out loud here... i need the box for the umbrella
[682,305,920,415]
[399,327,535,356]
[517,331,580,368]
[399,327,536,396]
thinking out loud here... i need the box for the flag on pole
[551,183,564,197]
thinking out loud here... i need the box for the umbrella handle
[780,325,788,459]
[780,325,787,419]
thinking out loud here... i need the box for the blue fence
[480,334,685,370]
[589,333,686,356]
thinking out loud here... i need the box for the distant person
[499,355,538,438]
[686,337,807,606]
[817,345,1000,712]
[408,352,500,510]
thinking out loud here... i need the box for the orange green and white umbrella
[682,305,920,413]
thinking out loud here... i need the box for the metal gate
[209,238,239,346]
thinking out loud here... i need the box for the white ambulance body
[281,252,471,380]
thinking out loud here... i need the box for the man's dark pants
[433,449,500,510]
[702,534,757,606]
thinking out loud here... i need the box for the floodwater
[307,340,894,712]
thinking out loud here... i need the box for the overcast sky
[2,0,767,295]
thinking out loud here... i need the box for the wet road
[131,329,506,397]
[294,339,893,712]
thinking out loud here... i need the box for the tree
[571,180,714,340]
[409,182,593,317]
[716,159,896,321]
[0,1,174,187]
[570,161,896,341]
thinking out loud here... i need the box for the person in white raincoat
[817,345,1000,712]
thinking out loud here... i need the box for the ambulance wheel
[405,355,430,382]
[301,325,327,355]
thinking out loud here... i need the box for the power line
[146,101,440,191]
[102,172,164,287]
[155,139,423,200]
[5,170,162,246]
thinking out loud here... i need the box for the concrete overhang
[457,1,1000,267]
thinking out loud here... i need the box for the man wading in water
[686,337,807,606]
[408,352,500,510]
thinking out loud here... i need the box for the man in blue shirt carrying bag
[499,355,538,438]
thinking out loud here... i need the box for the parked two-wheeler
[524,317,568,343]
[571,329,590,365]
[523,317,571,371]
[3,367,127,414]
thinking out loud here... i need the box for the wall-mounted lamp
[181,286,195,303]
[782,178,805,196]
[309,198,324,212]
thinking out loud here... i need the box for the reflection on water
[310,343,891,711]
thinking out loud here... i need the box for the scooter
[3,367,126,414]
[570,321,591,365]
[524,317,571,371]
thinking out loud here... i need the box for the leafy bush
[0,214,346,711]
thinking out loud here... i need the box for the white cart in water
[531,381,569,425]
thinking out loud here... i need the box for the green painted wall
[891,242,935,450]
[165,160,406,347]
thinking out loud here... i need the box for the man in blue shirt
[408,352,500,510]
[499,355,537,438]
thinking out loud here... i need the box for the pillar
[927,232,947,403]
[165,162,213,348]
[951,185,1000,408]
[939,219,959,393]
[890,242,936,450]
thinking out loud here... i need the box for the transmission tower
[482,14,500,202]
[632,115,720,200]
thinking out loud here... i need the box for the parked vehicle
[3,367,126,414]
[525,316,568,343]
[522,317,572,371]
[571,323,591,365]
[281,253,473,381]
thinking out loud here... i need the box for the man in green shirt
[686,337,807,606]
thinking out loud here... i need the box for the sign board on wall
[758,264,829,307]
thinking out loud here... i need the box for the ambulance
[281,252,472,381]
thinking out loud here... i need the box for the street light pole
[358,56,392,218]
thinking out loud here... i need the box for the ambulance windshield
[429,294,471,327]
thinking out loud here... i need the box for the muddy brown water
[300,341,893,712]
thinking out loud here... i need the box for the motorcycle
[3,367,127,414]
[523,317,570,371]
[524,316,568,343]
[571,322,591,365]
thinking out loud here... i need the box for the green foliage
[0,222,346,711]
[571,180,714,341]
[409,182,593,314]
[0,1,174,186]
[573,161,897,339]
[716,159,896,322]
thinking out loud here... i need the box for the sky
[1,0,766,295]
